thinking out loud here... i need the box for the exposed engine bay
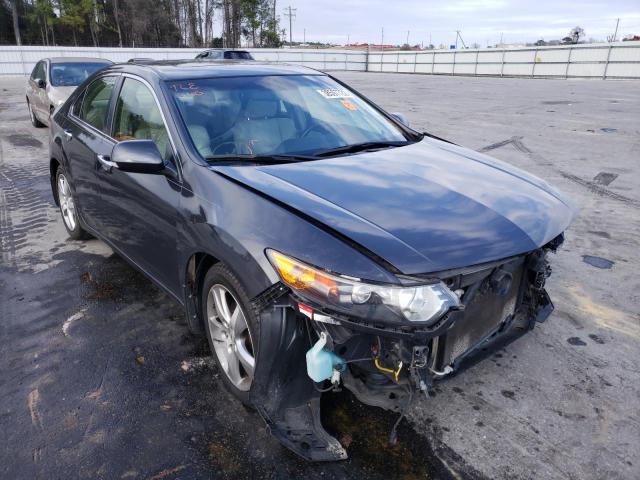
[248,237,562,461]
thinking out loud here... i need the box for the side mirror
[390,112,409,127]
[111,140,165,174]
[36,78,46,89]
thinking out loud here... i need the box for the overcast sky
[273,0,640,46]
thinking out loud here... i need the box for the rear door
[63,75,118,231]
[98,75,182,296]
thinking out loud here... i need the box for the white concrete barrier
[1,43,639,79]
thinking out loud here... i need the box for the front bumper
[248,246,557,461]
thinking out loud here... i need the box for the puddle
[600,128,617,133]
[582,255,614,269]
[5,134,43,148]
[593,172,618,186]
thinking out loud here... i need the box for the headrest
[244,99,279,119]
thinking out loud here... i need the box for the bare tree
[569,27,584,43]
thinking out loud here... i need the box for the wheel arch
[183,251,220,335]
[50,157,61,206]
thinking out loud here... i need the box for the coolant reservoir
[306,332,345,383]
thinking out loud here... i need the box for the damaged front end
[248,236,563,461]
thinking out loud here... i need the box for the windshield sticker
[340,99,358,111]
[316,88,353,99]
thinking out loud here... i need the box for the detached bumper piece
[248,246,558,461]
[249,306,346,461]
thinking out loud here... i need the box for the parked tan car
[26,57,112,127]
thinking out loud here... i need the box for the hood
[213,138,575,275]
[48,86,77,107]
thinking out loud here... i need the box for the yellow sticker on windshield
[340,99,357,111]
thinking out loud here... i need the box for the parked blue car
[49,60,574,461]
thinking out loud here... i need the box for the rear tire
[201,263,259,405]
[55,166,90,240]
[27,99,45,128]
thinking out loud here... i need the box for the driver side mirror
[390,112,409,127]
[35,78,46,89]
[111,140,165,174]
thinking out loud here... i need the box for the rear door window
[224,51,252,60]
[77,76,117,133]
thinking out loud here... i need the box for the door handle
[97,154,118,172]
[63,130,73,141]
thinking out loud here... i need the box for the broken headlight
[266,250,460,326]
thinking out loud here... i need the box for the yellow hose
[374,358,403,382]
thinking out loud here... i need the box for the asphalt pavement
[1,73,638,480]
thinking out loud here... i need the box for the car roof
[201,49,251,52]
[47,57,113,64]
[102,59,323,81]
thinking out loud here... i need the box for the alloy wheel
[57,174,77,231]
[206,284,256,391]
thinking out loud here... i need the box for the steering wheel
[212,142,237,155]
[300,123,329,138]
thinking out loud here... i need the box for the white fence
[1,42,639,79]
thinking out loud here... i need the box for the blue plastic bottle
[306,332,345,383]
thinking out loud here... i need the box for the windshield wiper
[205,153,316,164]
[309,140,411,158]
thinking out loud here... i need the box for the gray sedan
[26,57,112,127]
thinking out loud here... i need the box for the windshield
[50,62,110,87]
[167,75,409,160]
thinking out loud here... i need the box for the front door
[27,61,47,121]
[98,76,182,296]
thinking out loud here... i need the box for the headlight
[266,250,460,326]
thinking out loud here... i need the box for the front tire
[202,263,259,405]
[55,166,89,240]
[27,99,45,128]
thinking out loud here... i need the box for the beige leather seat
[187,125,213,157]
[234,97,295,155]
[131,91,171,161]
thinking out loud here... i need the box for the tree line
[0,0,283,48]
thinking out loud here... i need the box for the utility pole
[304,28,306,44]
[499,32,503,47]
[283,6,297,45]
[381,27,384,53]
[612,18,620,42]
[406,30,410,46]
[455,30,467,49]
[347,34,350,46]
